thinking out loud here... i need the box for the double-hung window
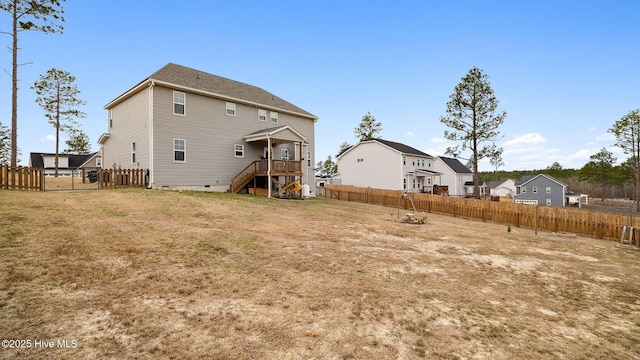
[131,142,136,164]
[270,111,279,124]
[258,109,267,122]
[234,144,244,158]
[226,102,236,116]
[173,139,186,162]
[173,91,185,115]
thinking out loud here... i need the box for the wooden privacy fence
[99,168,148,188]
[0,164,44,191]
[320,184,639,241]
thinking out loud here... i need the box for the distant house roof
[516,174,566,187]
[105,63,317,120]
[29,152,100,169]
[374,139,431,157]
[438,156,472,174]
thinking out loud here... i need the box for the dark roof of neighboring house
[372,139,432,157]
[106,63,316,119]
[29,152,99,169]
[438,156,472,174]
[514,175,535,185]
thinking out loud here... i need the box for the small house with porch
[98,63,317,197]
[29,152,101,178]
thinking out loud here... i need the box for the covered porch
[230,125,308,198]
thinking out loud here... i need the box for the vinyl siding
[102,89,150,169]
[150,85,314,189]
[339,142,403,190]
[516,177,565,206]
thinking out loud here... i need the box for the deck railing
[230,160,303,193]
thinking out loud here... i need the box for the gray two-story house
[514,174,566,206]
[98,63,318,197]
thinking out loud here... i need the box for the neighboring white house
[433,156,473,197]
[337,139,441,192]
[98,63,318,196]
[489,178,516,198]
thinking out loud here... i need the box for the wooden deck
[230,160,303,195]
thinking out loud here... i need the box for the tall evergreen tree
[63,129,91,154]
[32,68,86,177]
[609,109,640,211]
[579,148,616,201]
[440,67,506,198]
[0,0,65,167]
[354,111,382,141]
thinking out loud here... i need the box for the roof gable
[518,174,566,187]
[438,156,472,174]
[106,63,316,120]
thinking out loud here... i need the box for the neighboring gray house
[99,63,318,196]
[514,174,566,206]
[29,152,101,177]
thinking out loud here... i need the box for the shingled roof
[106,63,317,119]
[372,139,432,157]
[438,156,472,174]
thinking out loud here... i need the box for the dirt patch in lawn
[1,189,639,359]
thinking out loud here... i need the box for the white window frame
[307,151,311,167]
[226,102,236,116]
[131,142,136,164]
[546,186,551,194]
[96,157,102,167]
[109,110,113,128]
[281,148,289,160]
[173,138,186,163]
[546,198,552,206]
[522,186,527,193]
[532,186,538,193]
[258,109,267,122]
[270,111,279,124]
[173,91,185,115]
[234,144,245,158]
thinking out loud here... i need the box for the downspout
[267,135,272,198]
[148,81,155,187]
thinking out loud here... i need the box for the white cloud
[503,133,546,147]
[595,132,615,142]
[566,149,594,162]
[405,131,415,137]
[429,137,447,144]
[41,135,56,142]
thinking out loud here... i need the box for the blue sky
[1,1,638,170]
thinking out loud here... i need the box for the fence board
[99,169,148,189]
[320,184,637,241]
[0,164,44,191]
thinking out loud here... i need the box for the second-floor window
[173,91,185,115]
[546,186,551,193]
[258,109,267,122]
[131,142,136,164]
[226,102,236,116]
[532,186,538,193]
[270,111,279,124]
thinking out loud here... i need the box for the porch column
[299,141,304,185]
[267,136,272,198]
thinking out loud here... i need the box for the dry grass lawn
[1,189,639,359]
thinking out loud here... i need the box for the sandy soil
[1,189,639,359]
